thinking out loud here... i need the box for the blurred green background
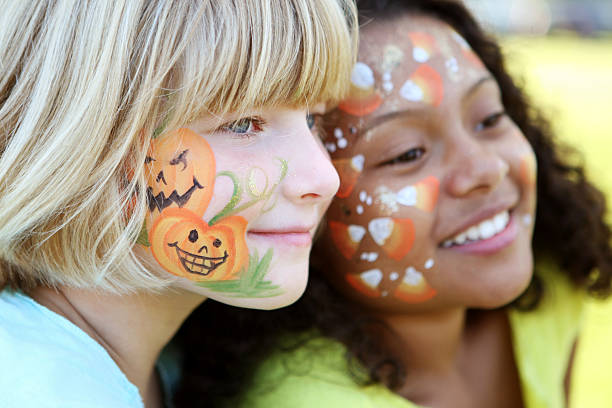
[464,1,612,405]
[502,34,612,408]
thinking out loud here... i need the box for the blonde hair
[0,0,357,292]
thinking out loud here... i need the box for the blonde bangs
[168,0,357,124]
[0,0,357,293]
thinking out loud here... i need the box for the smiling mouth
[441,210,511,248]
[167,242,228,276]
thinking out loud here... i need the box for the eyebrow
[360,75,495,135]
[462,75,495,103]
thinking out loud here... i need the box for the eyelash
[381,147,426,166]
[306,113,324,137]
[476,111,506,132]
[219,116,266,137]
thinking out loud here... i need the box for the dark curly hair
[173,1,612,405]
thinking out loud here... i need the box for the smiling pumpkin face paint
[315,15,537,311]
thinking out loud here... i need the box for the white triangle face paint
[362,269,383,288]
[348,225,366,243]
[403,267,424,286]
[396,185,417,206]
[368,217,394,246]
[400,80,424,102]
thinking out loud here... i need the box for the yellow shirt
[237,263,583,408]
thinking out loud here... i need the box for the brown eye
[382,147,426,166]
[213,238,222,248]
[476,111,506,131]
[188,229,198,242]
[145,156,155,164]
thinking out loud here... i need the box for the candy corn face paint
[314,15,538,312]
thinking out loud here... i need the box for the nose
[444,135,509,197]
[281,119,340,203]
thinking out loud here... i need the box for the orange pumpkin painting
[150,208,248,281]
[145,128,215,226]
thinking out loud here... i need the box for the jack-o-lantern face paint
[135,106,340,309]
[314,15,537,312]
[145,129,215,226]
[150,208,248,281]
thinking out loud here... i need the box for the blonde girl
[0,1,356,407]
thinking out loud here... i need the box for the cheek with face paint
[138,128,289,299]
[321,173,441,306]
[149,208,248,281]
[145,128,215,227]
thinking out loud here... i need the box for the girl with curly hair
[174,1,612,407]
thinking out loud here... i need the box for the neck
[378,307,466,374]
[30,285,204,407]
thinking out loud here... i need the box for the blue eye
[221,117,264,134]
[306,114,316,130]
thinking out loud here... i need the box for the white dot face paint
[356,205,364,215]
[389,272,399,281]
[366,196,373,206]
[325,143,337,153]
[351,155,365,173]
[523,214,533,226]
[413,47,430,63]
[400,80,424,102]
[374,185,399,215]
[359,190,368,202]
[424,258,434,270]
[334,128,343,138]
[382,81,394,93]
[351,62,376,89]
[337,138,348,149]
[445,57,460,82]
[368,217,394,246]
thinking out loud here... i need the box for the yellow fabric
[238,263,583,408]
[509,261,584,408]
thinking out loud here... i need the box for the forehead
[347,14,488,116]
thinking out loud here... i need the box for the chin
[472,261,534,309]
[203,262,309,310]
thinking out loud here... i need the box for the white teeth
[478,220,496,240]
[466,226,480,241]
[444,210,510,248]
